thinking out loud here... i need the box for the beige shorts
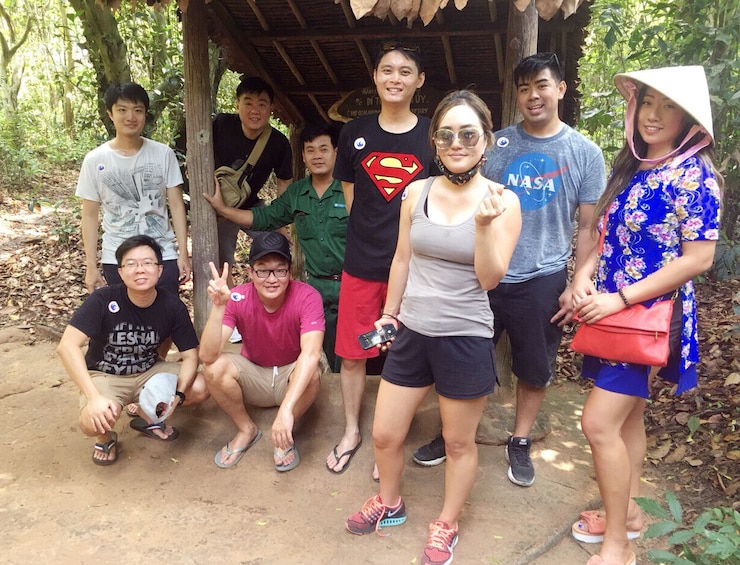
[226,351,329,407]
[79,361,182,411]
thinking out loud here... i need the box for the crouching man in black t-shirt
[57,235,208,466]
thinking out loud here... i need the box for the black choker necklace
[435,155,486,186]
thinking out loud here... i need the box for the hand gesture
[475,183,507,226]
[203,176,227,214]
[207,261,231,306]
[84,267,106,294]
[85,395,119,435]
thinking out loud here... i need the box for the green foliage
[50,196,81,244]
[215,69,241,113]
[635,491,740,564]
[26,195,81,244]
[0,112,42,193]
[711,232,740,281]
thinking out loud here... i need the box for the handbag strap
[246,125,272,168]
[238,126,273,186]
[597,210,609,257]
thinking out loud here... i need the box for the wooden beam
[244,0,307,88]
[182,0,217,335]
[286,0,340,86]
[286,0,307,27]
[434,12,457,85]
[493,33,505,84]
[311,40,341,86]
[488,0,506,84]
[245,24,510,44]
[489,0,498,22]
[338,0,373,76]
[285,87,498,96]
[273,40,306,85]
[245,0,269,30]
[307,93,330,123]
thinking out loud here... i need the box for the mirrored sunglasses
[433,128,483,149]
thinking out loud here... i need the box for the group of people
[58,39,722,565]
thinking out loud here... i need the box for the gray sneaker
[505,436,534,486]
[412,434,446,466]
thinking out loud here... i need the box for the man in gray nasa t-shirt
[413,53,605,487]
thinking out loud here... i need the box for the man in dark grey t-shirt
[413,53,606,487]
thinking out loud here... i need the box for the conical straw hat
[613,66,713,141]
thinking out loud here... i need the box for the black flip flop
[326,438,362,475]
[92,431,119,466]
[130,417,179,442]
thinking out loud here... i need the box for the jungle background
[0,1,737,562]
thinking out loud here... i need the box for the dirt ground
[0,329,668,565]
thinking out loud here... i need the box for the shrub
[636,491,740,564]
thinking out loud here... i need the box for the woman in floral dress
[570,66,722,565]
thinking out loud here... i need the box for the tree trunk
[182,0,217,335]
[60,1,74,133]
[68,0,131,135]
[500,0,538,128]
[0,4,33,116]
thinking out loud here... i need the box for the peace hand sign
[207,261,231,306]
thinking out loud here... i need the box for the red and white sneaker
[422,520,459,565]
[345,494,407,536]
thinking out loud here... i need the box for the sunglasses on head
[433,128,483,149]
[381,40,420,53]
[543,51,562,73]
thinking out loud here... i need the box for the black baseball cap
[248,232,292,264]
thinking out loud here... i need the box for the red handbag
[570,212,675,367]
[570,299,674,366]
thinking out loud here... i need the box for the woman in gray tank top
[345,91,521,564]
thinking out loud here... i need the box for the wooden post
[182,0,217,335]
[289,124,307,281]
[501,0,538,128]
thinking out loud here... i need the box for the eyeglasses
[253,268,290,279]
[120,259,160,271]
[381,40,420,53]
[433,128,483,149]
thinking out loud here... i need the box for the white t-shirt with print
[76,138,184,264]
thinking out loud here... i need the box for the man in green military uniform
[204,123,347,371]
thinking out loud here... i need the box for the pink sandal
[572,510,641,543]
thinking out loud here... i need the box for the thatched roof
[110,0,592,128]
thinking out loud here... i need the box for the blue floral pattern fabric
[595,155,721,393]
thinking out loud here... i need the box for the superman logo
[361,152,424,202]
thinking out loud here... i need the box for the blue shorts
[381,325,496,400]
[582,296,684,399]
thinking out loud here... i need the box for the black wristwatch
[175,391,186,406]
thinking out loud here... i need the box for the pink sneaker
[422,520,459,565]
[345,494,406,536]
